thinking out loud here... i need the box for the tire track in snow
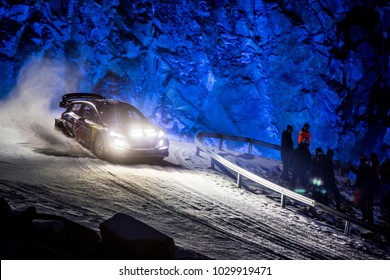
[1,139,388,259]
[101,170,360,260]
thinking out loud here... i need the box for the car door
[74,104,97,146]
[62,102,82,137]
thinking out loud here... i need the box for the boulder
[99,213,175,259]
[30,214,101,258]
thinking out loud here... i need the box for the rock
[30,213,101,258]
[99,213,175,259]
[0,197,100,259]
[0,198,211,259]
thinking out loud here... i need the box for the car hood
[108,120,161,136]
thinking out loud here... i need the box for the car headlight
[145,129,157,137]
[130,129,143,137]
[109,131,124,138]
[108,130,126,149]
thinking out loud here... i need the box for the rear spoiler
[59,93,105,108]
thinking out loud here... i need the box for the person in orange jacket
[298,123,310,147]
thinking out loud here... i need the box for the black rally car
[55,93,169,160]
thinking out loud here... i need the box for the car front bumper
[107,137,169,158]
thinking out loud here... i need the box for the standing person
[380,157,390,226]
[357,160,380,224]
[370,153,381,175]
[370,152,381,204]
[311,147,327,203]
[350,155,368,209]
[321,148,342,210]
[281,125,294,181]
[297,123,310,148]
[290,141,312,192]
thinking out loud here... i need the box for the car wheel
[93,134,106,159]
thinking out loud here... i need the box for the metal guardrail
[195,132,316,207]
[196,132,281,154]
[195,132,349,176]
[195,132,388,237]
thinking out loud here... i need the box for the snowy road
[1,119,390,260]
[0,85,389,260]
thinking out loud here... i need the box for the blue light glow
[0,1,388,162]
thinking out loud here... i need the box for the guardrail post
[196,135,203,156]
[280,194,286,208]
[344,221,351,237]
[237,173,242,188]
[248,142,253,154]
[211,158,215,169]
[218,137,223,150]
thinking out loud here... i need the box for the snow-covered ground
[1,96,390,260]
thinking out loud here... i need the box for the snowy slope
[0,101,389,260]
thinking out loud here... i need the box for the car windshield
[99,105,146,124]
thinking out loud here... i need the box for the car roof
[83,98,127,106]
[61,93,134,109]
[70,97,134,109]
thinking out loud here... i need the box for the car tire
[93,134,106,159]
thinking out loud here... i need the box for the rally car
[55,93,169,160]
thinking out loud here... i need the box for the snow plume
[0,58,93,158]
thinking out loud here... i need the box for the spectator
[370,153,381,175]
[350,154,368,208]
[281,125,294,181]
[297,123,310,148]
[311,147,327,204]
[290,141,312,192]
[370,153,381,204]
[358,161,379,224]
[320,148,342,210]
[379,157,390,226]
